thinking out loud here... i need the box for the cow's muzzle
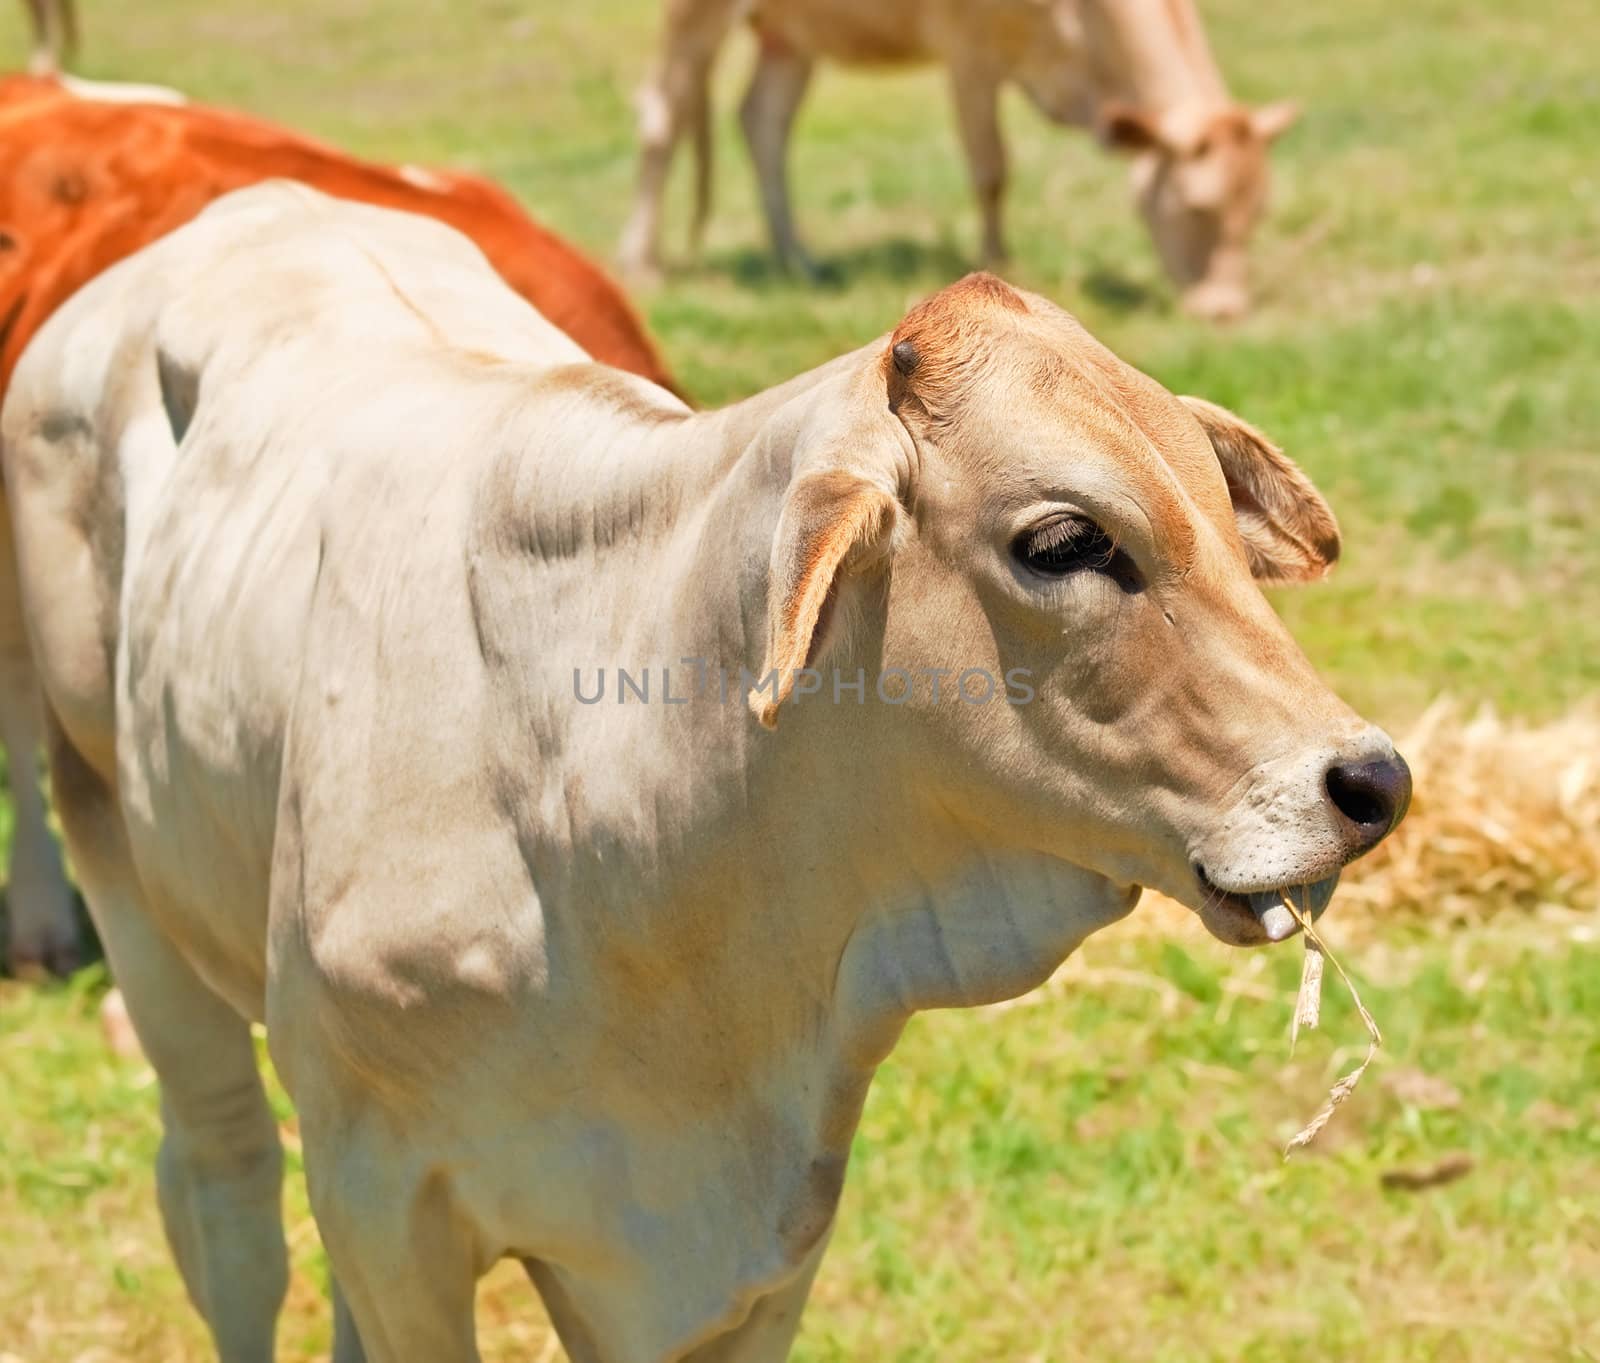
[1188,738,1412,945]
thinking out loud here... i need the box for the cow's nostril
[1325,754,1412,847]
[1326,766,1386,826]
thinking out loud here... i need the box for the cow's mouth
[1193,866,1340,944]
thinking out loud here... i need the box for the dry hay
[1340,697,1600,920]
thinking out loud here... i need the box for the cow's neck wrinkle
[504,342,875,564]
[831,845,1139,1067]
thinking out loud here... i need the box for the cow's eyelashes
[1014,517,1144,592]
[1016,517,1116,576]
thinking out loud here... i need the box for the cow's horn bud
[891,339,920,377]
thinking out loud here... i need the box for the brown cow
[0,75,677,973]
[619,0,1297,320]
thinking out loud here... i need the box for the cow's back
[749,0,936,63]
[746,0,1074,70]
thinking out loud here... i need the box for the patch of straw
[1282,892,1383,1158]
[1342,698,1600,920]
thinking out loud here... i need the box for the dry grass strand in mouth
[1290,936,1323,1055]
[1282,891,1383,1158]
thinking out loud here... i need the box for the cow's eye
[1015,517,1117,576]
[1014,517,1145,592]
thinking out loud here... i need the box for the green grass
[1,0,1597,1358]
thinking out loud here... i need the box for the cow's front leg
[49,754,288,1361]
[949,65,1009,265]
[134,973,285,1363]
[303,1131,483,1363]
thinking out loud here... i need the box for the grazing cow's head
[754,275,1407,949]
[1100,100,1299,320]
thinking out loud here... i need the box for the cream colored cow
[619,0,1298,318]
[4,183,1406,1361]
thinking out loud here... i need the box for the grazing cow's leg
[738,36,817,278]
[0,516,79,973]
[47,730,287,1362]
[300,1130,480,1363]
[24,0,64,74]
[22,0,49,74]
[617,53,703,278]
[618,0,742,278]
[949,65,1009,265]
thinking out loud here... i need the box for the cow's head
[753,275,1407,949]
[1100,100,1298,320]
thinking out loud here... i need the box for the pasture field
[1,0,1597,1359]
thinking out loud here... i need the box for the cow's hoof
[790,258,819,282]
[1181,282,1250,322]
[617,251,664,289]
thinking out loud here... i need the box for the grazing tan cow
[620,0,1298,319]
[4,183,1406,1361]
[0,75,676,973]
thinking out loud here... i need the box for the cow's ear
[751,470,898,729]
[1250,99,1301,142]
[1099,103,1210,157]
[1179,395,1340,584]
[1099,102,1165,154]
